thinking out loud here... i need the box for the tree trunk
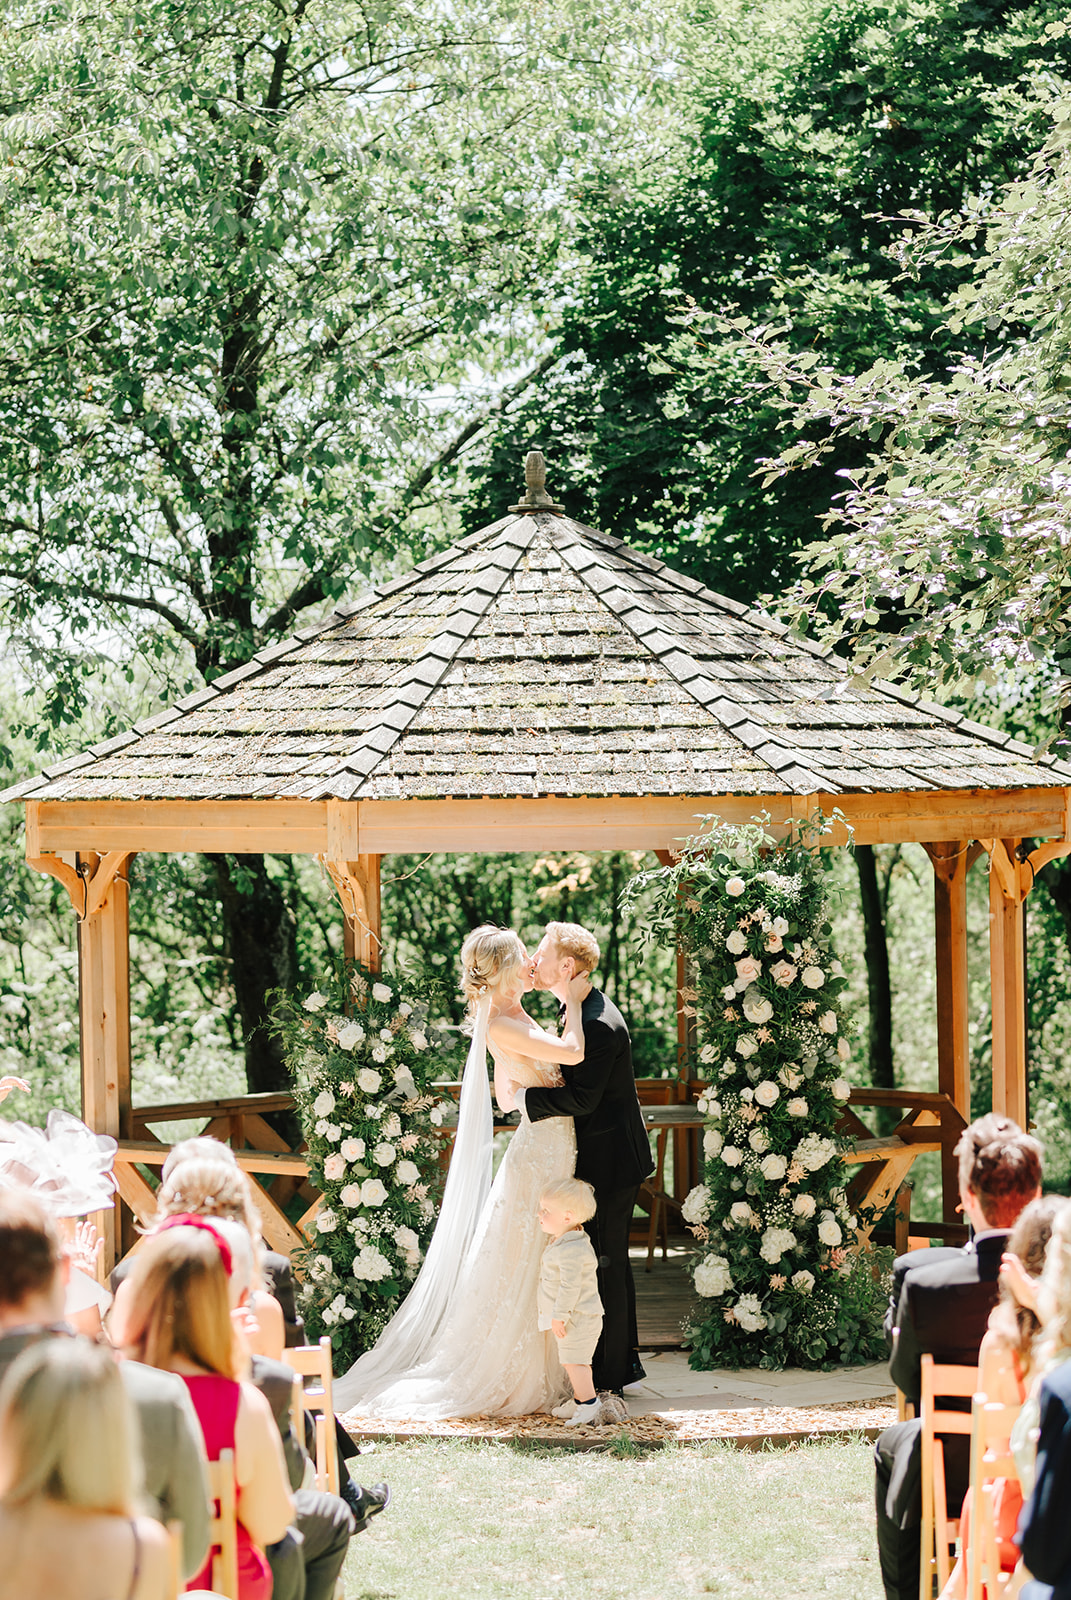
[855,844,895,1092]
[208,853,300,1117]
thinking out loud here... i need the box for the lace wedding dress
[333,1001,576,1419]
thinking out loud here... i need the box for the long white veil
[333,995,494,1410]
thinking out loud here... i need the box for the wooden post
[924,842,972,1223]
[987,838,1028,1128]
[323,855,382,972]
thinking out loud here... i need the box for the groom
[518,921,654,1398]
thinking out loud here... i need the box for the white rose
[729,1201,758,1228]
[336,1021,365,1051]
[313,1089,336,1117]
[818,1212,842,1247]
[772,917,790,937]
[739,1087,753,1103]
[792,1193,816,1218]
[323,1153,346,1182]
[726,929,748,955]
[787,1097,809,1117]
[382,1113,402,1139]
[830,959,844,976]
[323,1123,341,1142]
[357,1068,382,1094]
[779,1065,803,1089]
[698,1043,718,1066]
[753,1080,779,1108]
[734,956,763,988]
[736,1035,759,1060]
[721,1145,744,1168]
[373,1141,396,1166]
[372,983,393,1003]
[725,876,746,897]
[760,1153,788,1182]
[733,1294,767,1332]
[759,1226,797,1264]
[837,1037,851,1061]
[765,931,784,953]
[818,1010,838,1034]
[398,1002,412,1017]
[410,1030,428,1051]
[315,1208,338,1234]
[703,1128,724,1159]
[429,1106,444,1126]
[742,991,774,1026]
[303,991,329,1012]
[396,1159,421,1187]
[339,1182,363,1208]
[682,1185,713,1224]
[791,1269,815,1294]
[370,1042,388,1063]
[340,1137,365,1161]
[694,1254,734,1298]
[360,1178,389,1207]
[830,1078,852,1102]
[770,960,797,988]
[376,1027,391,1043]
[748,1128,769,1153]
[394,1224,420,1252]
[704,1099,722,1120]
[801,966,825,989]
[722,984,737,1001]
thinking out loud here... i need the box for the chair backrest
[919,1355,979,1600]
[206,1449,240,1600]
[920,1354,978,1440]
[284,1336,339,1495]
[967,1394,1023,1600]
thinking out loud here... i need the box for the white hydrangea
[370,1042,388,1064]
[760,1153,788,1182]
[360,1178,389,1207]
[357,1068,382,1094]
[703,1128,724,1159]
[396,1159,421,1187]
[721,1145,744,1168]
[787,1097,809,1117]
[372,983,393,1003]
[353,1245,392,1282]
[792,1193,817,1218]
[791,1270,815,1295]
[817,1211,843,1247]
[313,1089,336,1117]
[796,1134,838,1171]
[315,1208,338,1234]
[754,1081,779,1108]
[800,966,825,989]
[339,1182,363,1209]
[336,1021,365,1052]
[303,992,329,1012]
[725,929,748,955]
[682,1185,713,1224]
[733,1294,767,1333]
[694,1254,734,1298]
[759,1226,797,1264]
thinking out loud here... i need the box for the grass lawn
[340,1434,884,1600]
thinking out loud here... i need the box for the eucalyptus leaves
[627,814,885,1369]
[272,963,461,1370]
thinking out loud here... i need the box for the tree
[0,0,663,1088]
[461,0,1071,603]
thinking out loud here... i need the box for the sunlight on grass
[342,1435,883,1600]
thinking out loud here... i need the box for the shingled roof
[5,507,1069,804]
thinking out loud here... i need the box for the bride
[333,925,587,1419]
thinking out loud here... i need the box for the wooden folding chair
[920,1355,979,1600]
[205,1449,240,1600]
[284,1336,340,1495]
[966,1395,1023,1600]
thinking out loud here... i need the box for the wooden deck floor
[633,1246,696,1351]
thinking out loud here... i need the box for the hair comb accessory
[156,1212,234,1276]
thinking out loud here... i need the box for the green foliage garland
[625,814,885,1369]
[271,962,462,1371]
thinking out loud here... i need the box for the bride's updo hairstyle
[460,925,527,1014]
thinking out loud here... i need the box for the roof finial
[508,448,564,514]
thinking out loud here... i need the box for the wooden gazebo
[4,457,1070,1265]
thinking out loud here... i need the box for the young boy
[537,1176,606,1427]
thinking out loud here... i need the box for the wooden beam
[924,842,972,1222]
[987,839,1028,1127]
[24,788,1071,856]
[323,855,382,972]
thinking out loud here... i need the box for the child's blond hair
[541,1176,597,1224]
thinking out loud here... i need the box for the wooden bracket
[320,854,382,971]
[27,848,135,920]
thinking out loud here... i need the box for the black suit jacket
[523,987,653,1193]
[883,1244,964,1349]
[889,1230,1009,1405]
[1018,1359,1071,1597]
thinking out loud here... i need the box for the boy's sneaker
[564,1400,601,1427]
[551,1399,577,1419]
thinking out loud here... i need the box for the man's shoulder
[249,1354,296,1414]
[121,1358,190,1405]
[583,988,627,1033]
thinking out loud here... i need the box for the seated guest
[875,1113,1043,1600]
[1015,1200,1071,1600]
[0,1190,210,1580]
[0,1337,171,1599]
[115,1218,294,1599]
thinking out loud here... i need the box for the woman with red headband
[113,1217,293,1598]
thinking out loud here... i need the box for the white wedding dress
[333,1001,576,1420]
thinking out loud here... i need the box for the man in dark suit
[520,920,654,1398]
[874,1113,1043,1600]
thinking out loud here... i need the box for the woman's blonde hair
[0,1338,140,1513]
[459,925,527,1013]
[121,1225,239,1379]
[153,1157,264,1270]
[541,1176,598,1224]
